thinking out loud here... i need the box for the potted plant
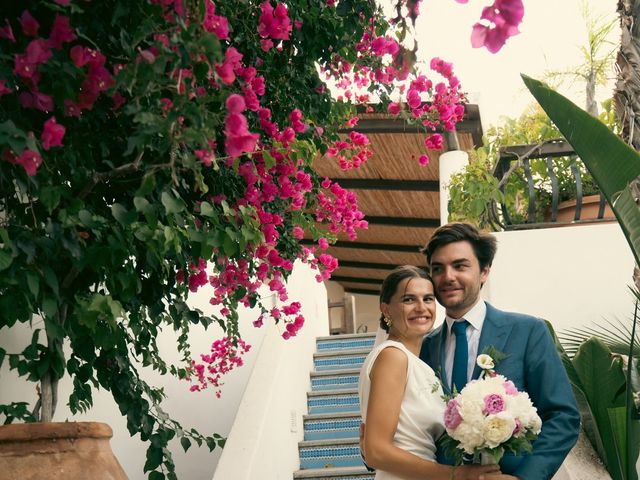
[0,1,466,478]
[448,102,618,229]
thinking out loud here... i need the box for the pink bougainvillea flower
[387,102,400,115]
[292,226,304,239]
[406,88,421,109]
[41,117,65,150]
[225,93,246,113]
[260,38,274,52]
[0,18,15,42]
[63,99,81,117]
[258,1,291,40]
[418,154,430,166]
[0,80,11,97]
[25,39,52,65]
[289,108,306,132]
[470,0,524,53]
[14,55,36,80]
[16,149,43,176]
[424,133,443,150]
[112,91,125,110]
[19,90,54,112]
[48,15,76,49]
[202,0,230,40]
[19,10,39,37]
[70,46,92,68]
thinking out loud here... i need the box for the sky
[413,0,619,128]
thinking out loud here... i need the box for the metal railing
[491,139,612,230]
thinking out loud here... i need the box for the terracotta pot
[554,194,615,223]
[0,422,128,480]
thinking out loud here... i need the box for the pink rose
[482,393,506,415]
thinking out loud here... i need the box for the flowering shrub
[0,0,524,477]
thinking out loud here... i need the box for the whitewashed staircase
[293,332,377,480]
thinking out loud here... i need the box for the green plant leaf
[161,191,185,214]
[0,249,12,271]
[572,338,627,479]
[111,203,137,226]
[522,74,640,266]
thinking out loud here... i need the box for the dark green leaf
[0,249,12,271]
[180,437,191,452]
[39,187,62,214]
[161,191,185,214]
[111,203,137,226]
[144,445,163,472]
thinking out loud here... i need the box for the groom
[419,222,580,480]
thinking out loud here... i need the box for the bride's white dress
[358,340,446,480]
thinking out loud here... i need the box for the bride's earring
[384,315,392,328]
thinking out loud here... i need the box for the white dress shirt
[443,300,486,389]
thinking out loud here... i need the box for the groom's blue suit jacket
[419,302,580,480]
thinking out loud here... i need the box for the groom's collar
[444,300,486,335]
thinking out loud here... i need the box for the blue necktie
[451,320,469,393]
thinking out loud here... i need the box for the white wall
[0,261,328,480]
[350,222,635,338]
[485,223,636,332]
[213,264,329,479]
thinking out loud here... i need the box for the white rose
[458,397,484,426]
[482,412,516,448]
[505,392,541,433]
[451,422,485,454]
[477,354,495,370]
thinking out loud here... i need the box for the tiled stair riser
[299,441,362,469]
[294,333,377,480]
[307,392,359,415]
[313,354,368,372]
[316,338,376,352]
[310,373,359,392]
[303,416,360,441]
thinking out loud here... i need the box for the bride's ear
[380,303,390,318]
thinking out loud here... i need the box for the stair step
[303,412,361,441]
[307,389,360,415]
[310,369,360,392]
[313,349,370,372]
[316,334,376,353]
[298,438,364,469]
[293,466,374,479]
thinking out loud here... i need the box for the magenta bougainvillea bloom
[41,117,66,150]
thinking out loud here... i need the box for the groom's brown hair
[422,222,497,270]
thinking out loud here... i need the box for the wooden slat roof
[313,107,483,296]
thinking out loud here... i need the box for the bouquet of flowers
[441,352,542,464]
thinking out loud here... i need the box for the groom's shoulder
[486,303,546,330]
[423,323,445,343]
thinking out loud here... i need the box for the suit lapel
[472,303,512,379]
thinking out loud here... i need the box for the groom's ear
[479,265,491,285]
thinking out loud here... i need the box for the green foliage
[522,75,640,268]
[527,74,640,478]
[447,101,619,230]
[0,0,405,477]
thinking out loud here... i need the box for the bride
[358,266,499,480]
